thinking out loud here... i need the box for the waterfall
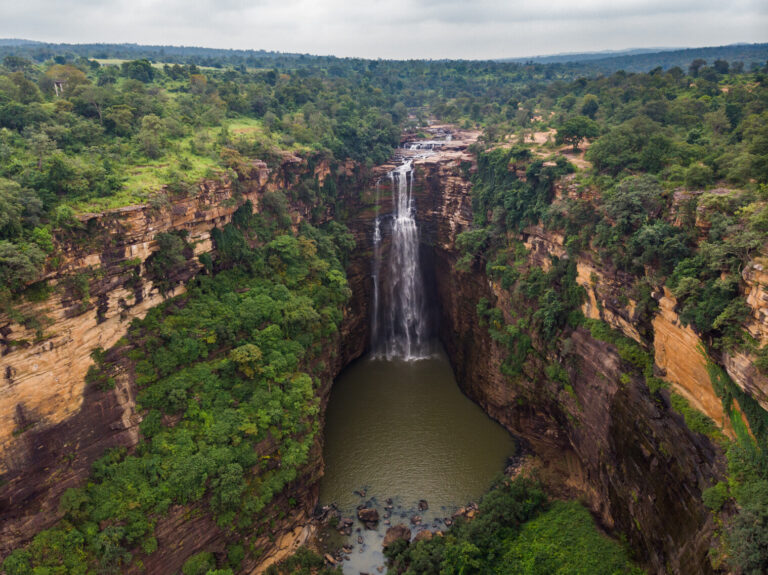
[371,158,428,361]
[371,134,451,361]
[371,180,382,346]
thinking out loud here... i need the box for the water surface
[318,345,516,573]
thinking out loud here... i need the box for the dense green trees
[385,477,641,574]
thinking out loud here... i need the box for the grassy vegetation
[500,501,644,575]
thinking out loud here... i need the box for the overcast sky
[1,0,767,60]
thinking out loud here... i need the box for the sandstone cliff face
[0,155,373,570]
[408,144,724,574]
[1,166,272,470]
[722,263,768,410]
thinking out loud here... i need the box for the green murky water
[318,344,516,573]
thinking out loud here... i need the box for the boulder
[383,524,412,548]
[413,530,434,543]
[357,507,380,523]
[418,499,429,511]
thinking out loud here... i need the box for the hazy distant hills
[0,39,766,73]
[503,43,768,72]
[0,40,316,70]
[500,47,680,64]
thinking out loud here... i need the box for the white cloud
[0,0,766,59]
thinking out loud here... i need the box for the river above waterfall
[317,344,517,573]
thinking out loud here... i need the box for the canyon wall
[0,154,375,570]
[410,145,725,574]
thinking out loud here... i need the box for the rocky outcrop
[724,263,768,410]
[653,289,731,429]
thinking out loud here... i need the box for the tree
[44,64,89,97]
[713,59,730,74]
[604,175,664,234]
[137,114,166,159]
[145,231,190,293]
[229,344,263,379]
[0,240,45,292]
[689,59,707,77]
[120,59,155,83]
[685,163,714,189]
[555,116,599,151]
[0,179,23,239]
[580,94,599,119]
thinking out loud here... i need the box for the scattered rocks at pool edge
[383,524,412,548]
[451,502,478,520]
[357,507,380,528]
[418,499,429,511]
[410,515,422,525]
[337,517,354,535]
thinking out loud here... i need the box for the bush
[685,163,714,189]
[702,482,729,511]
[182,551,215,575]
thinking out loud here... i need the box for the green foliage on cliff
[144,230,193,294]
[385,477,643,575]
[701,361,768,574]
[2,213,354,573]
[461,63,768,574]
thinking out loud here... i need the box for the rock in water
[418,499,429,511]
[357,507,379,522]
[383,524,412,548]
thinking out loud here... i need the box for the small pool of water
[318,344,516,573]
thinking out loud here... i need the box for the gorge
[0,126,746,574]
[0,36,767,575]
[317,138,517,574]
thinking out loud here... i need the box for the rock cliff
[0,154,374,570]
[407,138,725,574]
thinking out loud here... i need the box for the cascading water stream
[321,130,517,574]
[370,135,449,360]
[382,158,428,360]
[371,180,382,346]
